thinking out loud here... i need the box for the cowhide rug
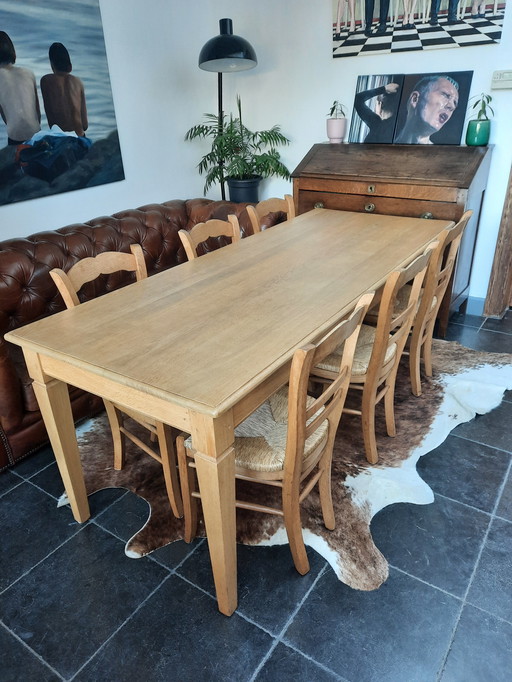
[61,340,512,592]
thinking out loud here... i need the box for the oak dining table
[5,208,453,616]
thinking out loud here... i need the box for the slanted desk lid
[291,143,491,189]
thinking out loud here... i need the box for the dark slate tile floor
[1,310,511,681]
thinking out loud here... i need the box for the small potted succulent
[326,100,347,144]
[465,92,494,147]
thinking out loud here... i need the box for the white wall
[1,0,511,302]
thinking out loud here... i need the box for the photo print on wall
[332,0,506,58]
[349,71,473,145]
[0,0,124,207]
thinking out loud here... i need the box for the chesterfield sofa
[0,198,285,471]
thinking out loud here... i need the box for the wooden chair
[49,244,183,518]
[49,244,147,308]
[246,194,295,234]
[178,215,240,261]
[177,293,373,575]
[406,211,472,396]
[313,248,433,464]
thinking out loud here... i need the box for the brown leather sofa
[0,197,285,471]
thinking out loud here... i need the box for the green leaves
[328,100,346,118]
[469,93,494,121]
[185,98,291,194]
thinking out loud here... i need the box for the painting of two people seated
[348,71,473,145]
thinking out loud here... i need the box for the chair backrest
[50,243,147,309]
[417,210,472,330]
[370,248,434,377]
[284,292,373,478]
[247,194,295,234]
[178,215,241,261]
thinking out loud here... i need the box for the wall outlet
[491,70,512,89]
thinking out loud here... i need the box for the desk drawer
[297,177,460,202]
[297,190,460,221]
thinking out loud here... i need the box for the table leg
[190,413,237,616]
[24,350,90,523]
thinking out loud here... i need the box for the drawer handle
[314,201,324,209]
[367,184,375,193]
[420,212,434,219]
[364,203,375,213]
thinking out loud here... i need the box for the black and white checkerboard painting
[333,9,504,58]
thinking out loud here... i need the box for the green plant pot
[227,176,261,203]
[465,119,490,146]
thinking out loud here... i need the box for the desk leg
[191,413,237,616]
[24,350,90,523]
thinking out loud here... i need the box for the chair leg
[423,322,435,377]
[318,456,335,530]
[176,437,198,543]
[361,386,379,464]
[409,328,423,397]
[156,421,183,519]
[384,372,397,437]
[103,399,126,470]
[282,483,310,575]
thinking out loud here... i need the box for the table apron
[37,354,191,433]
[231,363,291,426]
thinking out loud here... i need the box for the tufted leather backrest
[0,199,255,330]
[0,197,281,434]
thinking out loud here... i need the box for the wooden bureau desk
[6,209,452,616]
[292,144,491,334]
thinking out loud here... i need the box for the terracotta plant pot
[465,119,490,146]
[326,117,347,144]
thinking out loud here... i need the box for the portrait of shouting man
[394,71,473,145]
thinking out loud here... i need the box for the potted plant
[326,100,347,144]
[185,96,291,202]
[465,92,494,147]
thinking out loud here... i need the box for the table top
[6,209,451,417]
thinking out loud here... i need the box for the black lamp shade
[199,18,257,73]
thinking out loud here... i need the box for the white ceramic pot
[326,117,347,144]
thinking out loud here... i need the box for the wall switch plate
[491,70,512,89]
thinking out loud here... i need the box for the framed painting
[349,70,473,145]
[348,74,405,143]
[393,71,473,145]
[332,0,506,58]
[0,0,124,206]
